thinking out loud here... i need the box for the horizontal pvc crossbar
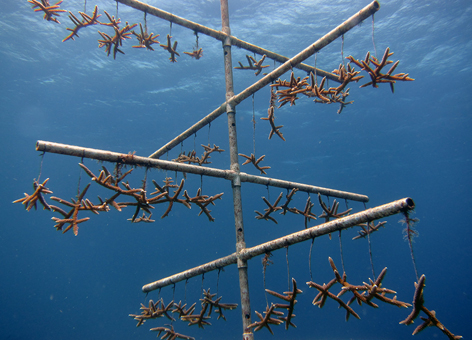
[36,140,369,202]
[142,197,414,292]
[116,0,360,81]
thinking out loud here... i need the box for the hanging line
[363,202,376,279]
[338,228,345,275]
[308,237,315,281]
[157,288,162,312]
[195,30,199,49]
[200,273,205,299]
[175,145,180,181]
[165,151,169,180]
[144,11,147,34]
[194,132,197,152]
[286,246,291,291]
[142,292,149,306]
[84,0,86,13]
[171,283,176,305]
[402,211,420,281]
[113,162,119,180]
[262,252,272,307]
[252,93,256,156]
[273,59,277,80]
[367,220,376,280]
[200,174,203,192]
[37,152,45,181]
[143,167,149,191]
[169,283,176,325]
[372,13,378,59]
[76,159,84,198]
[184,278,188,304]
[169,21,173,36]
[263,271,269,306]
[207,122,211,145]
[314,52,318,86]
[216,268,221,296]
[341,34,345,66]
[325,195,332,241]
[115,0,118,18]
[338,199,350,275]
[263,264,268,306]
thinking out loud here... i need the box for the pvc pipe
[220,0,254,336]
[142,197,414,292]
[115,0,345,81]
[36,140,369,202]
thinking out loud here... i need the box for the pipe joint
[223,35,232,47]
[232,174,241,187]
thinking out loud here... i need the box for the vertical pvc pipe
[220,1,253,339]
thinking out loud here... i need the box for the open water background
[1,0,471,339]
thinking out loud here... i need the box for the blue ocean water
[1,0,471,339]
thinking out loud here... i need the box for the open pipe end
[404,197,415,210]
[373,1,380,10]
[36,140,43,151]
